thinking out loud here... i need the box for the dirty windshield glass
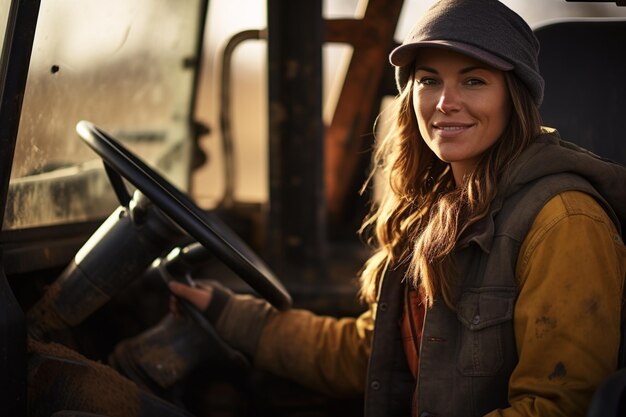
[0,4,8,49]
[3,0,203,230]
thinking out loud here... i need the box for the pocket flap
[457,289,515,330]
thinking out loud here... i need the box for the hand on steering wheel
[76,121,292,369]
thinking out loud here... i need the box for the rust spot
[285,60,300,79]
[534,316,557,339]
[548,362,567,380]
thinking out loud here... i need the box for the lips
[432,122,474,137]
[439,126,466,131]
[433,122,473,129]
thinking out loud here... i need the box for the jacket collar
[457,128,626,253]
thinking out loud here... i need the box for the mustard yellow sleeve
[254,305,374,397]
[485,191,626,417]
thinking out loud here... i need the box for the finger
[168,281,213,311]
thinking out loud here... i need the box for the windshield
[0,4,8,47]
[3,0,204,230]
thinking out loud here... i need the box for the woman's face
[412,48,512,184]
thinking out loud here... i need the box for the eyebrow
[414,65,488,74]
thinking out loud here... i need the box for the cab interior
[1,1,625,416]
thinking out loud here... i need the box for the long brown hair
[358,71,542,307]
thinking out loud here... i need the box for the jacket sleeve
[254,306,374,397]
[485,191,626,417]
[211,284,374,397]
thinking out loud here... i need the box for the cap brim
[389,40,514,71]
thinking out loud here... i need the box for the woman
[170,0,626,415]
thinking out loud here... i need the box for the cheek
[412,92,432,137]
[483,94,511,144]
[493,100,512,138]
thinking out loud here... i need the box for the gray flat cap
[390,0,544,105]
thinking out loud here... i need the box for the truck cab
[1,1,625,416]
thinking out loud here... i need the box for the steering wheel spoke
[103,162,132,206]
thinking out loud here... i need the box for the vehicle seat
[535,18,626,165]
[534,17,626,417]
[28,338,195,417]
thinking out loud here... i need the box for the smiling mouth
[438,126,466,132]
[432,123,474,138]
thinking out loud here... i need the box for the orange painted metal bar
[324,0,404,224]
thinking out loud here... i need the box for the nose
[436,85,461,114]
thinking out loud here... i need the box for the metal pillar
[266,0,326,280]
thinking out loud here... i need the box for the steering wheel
[76,120,292,311]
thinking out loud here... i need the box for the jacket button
[370,380,381,390]
[472,314,480,325]
[379,303,388,312]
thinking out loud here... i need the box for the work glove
[168,280,276,358]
